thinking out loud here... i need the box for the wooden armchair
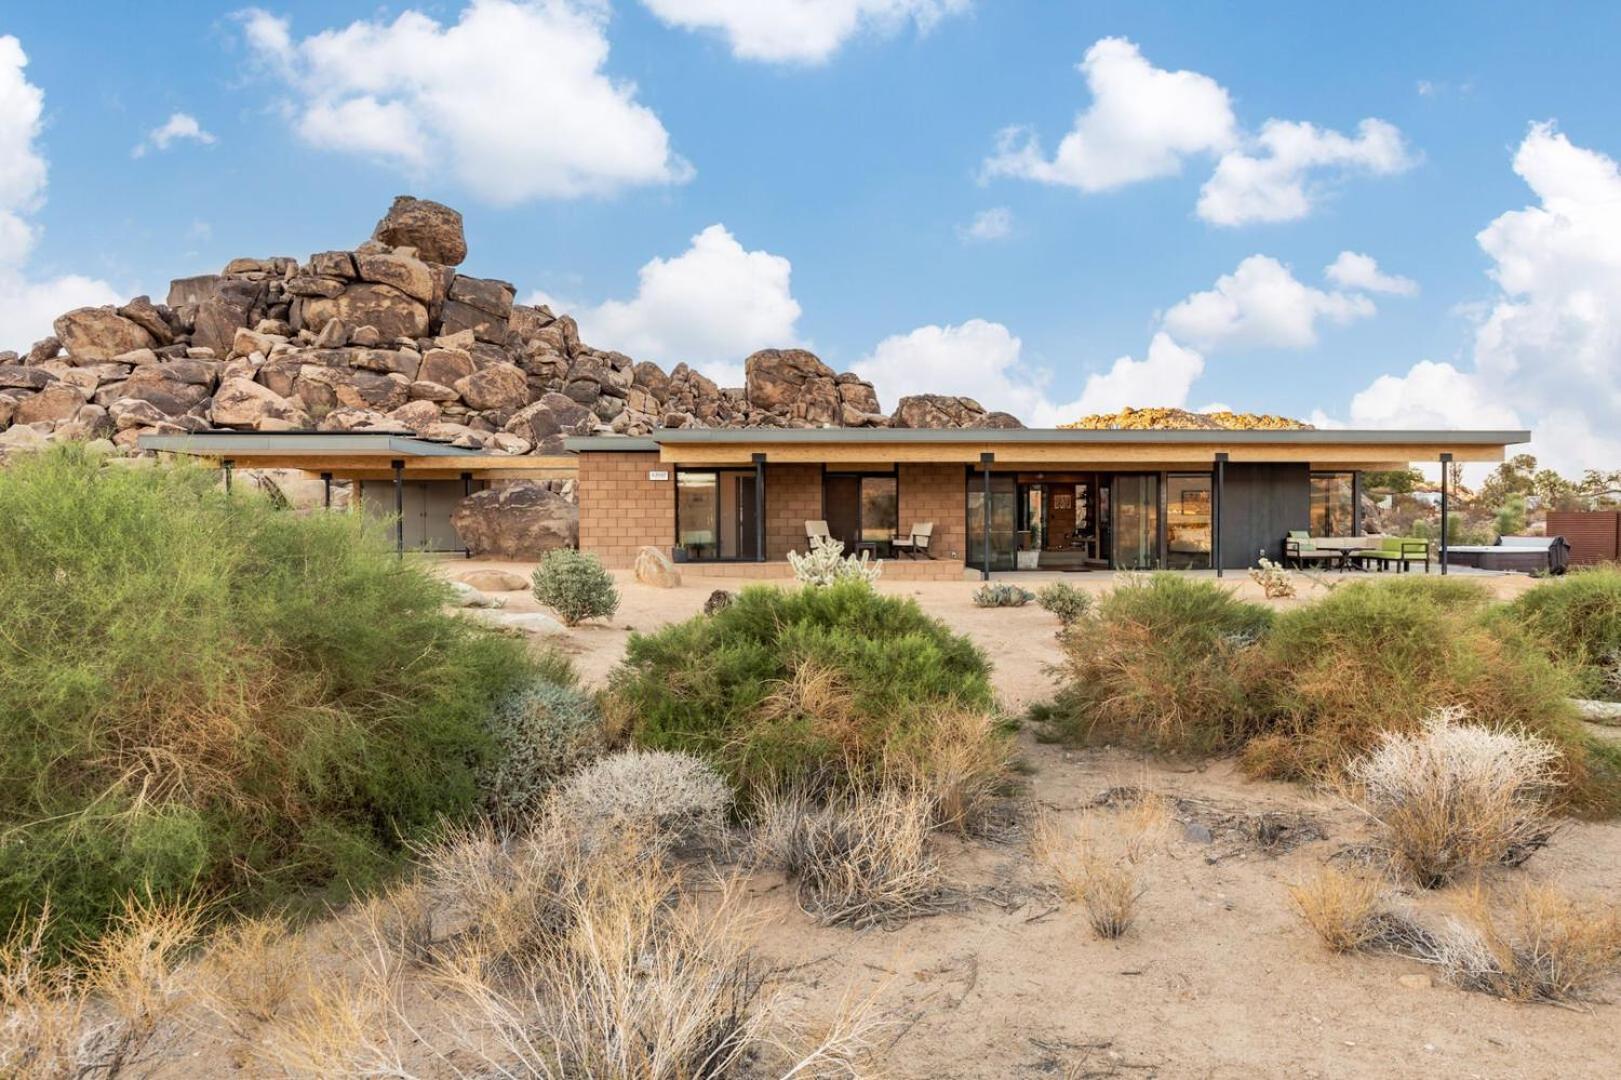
[891,522,935,559]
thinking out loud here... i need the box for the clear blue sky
[5,2,1621,468]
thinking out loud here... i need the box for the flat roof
[566,427,1529,450]
[139,432,484,457]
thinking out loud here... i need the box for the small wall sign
[648,469,670,482]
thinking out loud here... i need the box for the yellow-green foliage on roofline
[1062,407,1314,431]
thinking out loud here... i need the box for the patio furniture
[1284,531,1346,570]
[1351,537,1431,573]
[891,522,935,560]
[805,520,831,546]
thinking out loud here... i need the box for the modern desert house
[141,426,1529,576]
[566,427,1530,578]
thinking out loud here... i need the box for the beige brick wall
[765,464,823,559]
[577,451,674,568]
[898,463,967,562]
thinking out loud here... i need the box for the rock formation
[1062,407,1311,431]
[0,196,1024,461]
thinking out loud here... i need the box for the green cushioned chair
[1352,536,1430,573]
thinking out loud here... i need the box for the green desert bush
[531,548,620,626]
[478,671,606,823]
[1505,566,1621,699]
[1036,574,1273,754]
[972,582,1035,607]
[1036,581,1092,625]
[1245,577,1590,793]
[607,581,996,793]
[0,445,536,954]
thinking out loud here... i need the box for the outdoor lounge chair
[1284,530,1343,570]
[1351,536,1430,573]
[891,522,935,559]
[805,520,831,546]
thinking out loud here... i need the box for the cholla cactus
[787,536,882,586]
[1249,555,1296,599]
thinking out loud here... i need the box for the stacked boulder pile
[0,196,1022,459]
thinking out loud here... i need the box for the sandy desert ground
[420,560,1617,1080]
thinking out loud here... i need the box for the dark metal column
[1213,453,1227,577]
[752,452,766,562]
[1351,470,1362,536]
[223,458,234,494]
[980,452,994,581]
[392,458,405,557]
[321,471,333,509]
[461,472,474,558]
[1439,452,1452,576]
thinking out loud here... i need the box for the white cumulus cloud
[564,224,802,387]
[957,206,1012,242]
[983,37,1236,193]
[131,112,216,158]
[239,1,691,204]
[1324,250,1418,295]
[1197,118,1415,226]
[985,37,1413,225]
[1161,254,1376,352]
[0,35,122,352]
[639,0,969,64]
[854,319,1040,417]
[1038,332,1206,423]
[1338,123,1621,473]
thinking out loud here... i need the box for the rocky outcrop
[0,195,1027,463]
[451,480,578,558]
[1062,407,1311,431]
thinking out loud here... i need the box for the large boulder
[52,308,156,361]
[454,362,529,411]
[211,377,309,429]
[14,383,89,425]
[302,283,430,342]
[354,250,436,305]
[371,196,468,266]
[744,348,841,424]
[633,546,681,588]
[451,481,578,558]
[890,393,1025,429]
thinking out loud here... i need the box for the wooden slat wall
[1547,511,1620,565]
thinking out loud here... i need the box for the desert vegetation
[1506,565,1621,700]
[529,547,620,626]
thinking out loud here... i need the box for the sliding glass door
[676,470,759,561]
[1164,474,1213,569]
[1111,474,1160,570]
[966,473,1017,572]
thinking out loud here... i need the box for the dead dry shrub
[73,896,204,1076]
[1029,808,1161,940]
[552,749,732,855]
[254,962,410,1078]
[1349,707,1560,888]
[197,913,303,1034]
[1427,883,1621,1003]
[1288,867,1389,953]
[883,708,1017,834]
[752,783,944,929]
[0,910,88,1078]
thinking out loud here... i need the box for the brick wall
[898,463,967,562]
[765,464,823,559]
[577,450,674,568]
[1547,511,1620,566]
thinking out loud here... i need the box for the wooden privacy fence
[1547,511,1621,565]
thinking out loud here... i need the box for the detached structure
[568,427,1529,578]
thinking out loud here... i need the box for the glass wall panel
[1112,474,1160,570]
[1310,473,1355,537]
[859,476,898,545]
[677,472,718,559]
[1165,473,1213,570]
[966,474,1017,572]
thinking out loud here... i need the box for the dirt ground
[426,560,1617,1080]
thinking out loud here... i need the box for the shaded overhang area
[139,431,578,481]
[566,428,1531,471]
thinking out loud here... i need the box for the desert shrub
[1249,556,1296,599]
[1428,883,1621,1002]
[609,581,995,792]
[478,675,606,823]
[883,708,1017,833]
[1037,581,1092,625]
[751,784,942,929]
[1349,708,1560,888]
[1248,577,1588,793]
[1037,573,1272,754]
[1029,808,1162,940]
[1506,566,1621,699]
[1289,867,1389,952]
[972,582,1035,607]
[786,536,882,586]
[531,548,620,626]
[0,446,536,954]
[553,750,732,853]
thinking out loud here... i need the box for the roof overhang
[139,431,577,480]
[567,428,1529,470]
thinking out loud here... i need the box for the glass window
[966,474,1017,572]
[1112,474,1160,570]
[859,476,898,543]
[1165,474,1213,570]
[677,472,718,559]
[1310,473,1355,537]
